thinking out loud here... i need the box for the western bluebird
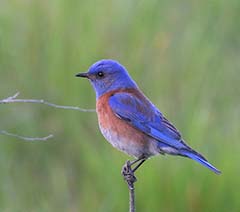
[76,59,221,174]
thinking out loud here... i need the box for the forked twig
[0,92,95,112]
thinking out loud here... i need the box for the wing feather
[109,92,185,149]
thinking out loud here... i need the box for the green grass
[0,0,239,211]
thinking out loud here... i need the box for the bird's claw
[121,160,137,189]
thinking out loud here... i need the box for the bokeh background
[0,0,239,211]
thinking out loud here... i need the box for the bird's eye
[97,71,104,78]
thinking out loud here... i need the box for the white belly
[99,124,159,158]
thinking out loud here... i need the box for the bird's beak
[75,72,89,78]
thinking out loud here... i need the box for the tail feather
[180,149,221,175]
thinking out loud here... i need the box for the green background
[0,1,239,211]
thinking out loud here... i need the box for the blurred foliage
[0,0,239,211]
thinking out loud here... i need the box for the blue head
[76,59,137,98]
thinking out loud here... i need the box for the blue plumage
[180,150,221,174]
[76,59,221,175]
[109,92,221,174]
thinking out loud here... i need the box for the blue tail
[180,149,221,175]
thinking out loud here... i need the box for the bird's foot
[121,160,137,190]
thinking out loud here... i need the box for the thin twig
[129,184,135,212]
[0,130,53,141]
[122,161,137,212]
[0,92,95,141]
[0,92,95,112]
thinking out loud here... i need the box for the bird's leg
[131,158,146,172]
[121,156,146,189]
[129,157,144,166]
[121,157,146,212]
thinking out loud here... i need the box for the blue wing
[109,92,186,149]
[109,92,221,174]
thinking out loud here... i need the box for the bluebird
[76,59,221,175]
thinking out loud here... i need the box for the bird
[76,59,221,175]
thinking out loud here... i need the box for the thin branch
[0,92,94,141]
[0,130,53,142]
[0,92,96,112]
[122,161,137,212]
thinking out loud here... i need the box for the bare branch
[0,92,96,112]
[122,161,137,212]
[0,130,53,142]
[1,91,95,141]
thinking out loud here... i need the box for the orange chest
[96,93,146,144]
[96,94,121,131]
[95,92,158,158]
